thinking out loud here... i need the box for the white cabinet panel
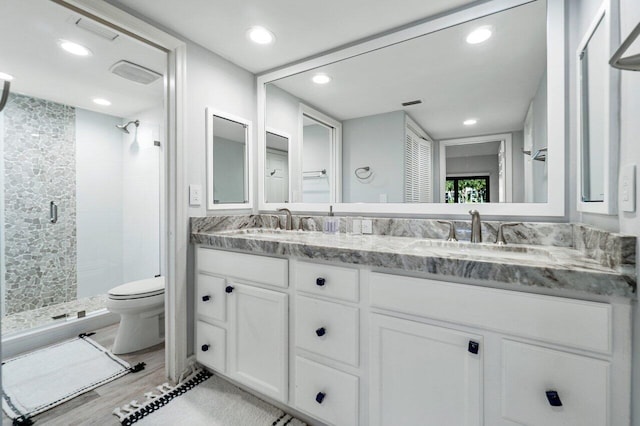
[370,272,612,353]
[501,340,610,426]
[198,247,288,288]
[295,296,359,366]
[295,356,359,426]
[294,261,359,302]
[196,321,226,372]
[196,273,226,322]
[370,314,482,426]
[228,283,288,402]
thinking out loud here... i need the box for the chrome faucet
[469,210,482,243]
[495,222,521,245]
[277,208,293,230]
[437,220,458,242]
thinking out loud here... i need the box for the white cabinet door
[228,283,288,402]
[370,314,482,426]
[500,340,610,426]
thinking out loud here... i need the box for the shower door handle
[50,201,58,224]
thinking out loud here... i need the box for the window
[445,176,490,203]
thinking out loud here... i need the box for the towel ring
[355,166,373,180]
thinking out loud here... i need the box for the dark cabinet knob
[202,295,211,302]
[316,277,326,287]
[225,286,234,293]
[468,340,479,354]
[315,392,326,404]
[545,390,562,407]
[315,327,326,337]
[201,344,210,352]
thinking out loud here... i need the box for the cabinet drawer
[295,357,358,426]
[501,340,609,426]
[370,272,612,353]
[295,296,359,366]
[196,321,226,372]
[197,248,288,288]
[294,261,358,302]
[196,274,226,322]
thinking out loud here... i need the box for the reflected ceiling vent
[110,61,162,85]
[401,99,422,107]
[75,18,119,41]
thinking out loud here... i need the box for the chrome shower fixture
[116,119,140,134]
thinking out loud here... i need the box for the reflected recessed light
[93,98,111,106]
[463,119,478,126]
[58,39,92,56]
[466,26,492,44]
[0,72,14,81]
[312,74,332,85]
[247,26,275,45]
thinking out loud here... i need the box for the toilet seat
[108,277,165,300]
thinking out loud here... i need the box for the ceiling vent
[402,99,423,107]
[110,61,163,85]
[75,18,119,41]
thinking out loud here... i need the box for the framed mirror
[576,0,619,215]
[206,108,253,210]
[258,0,566,217]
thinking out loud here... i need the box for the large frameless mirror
[258,0,566,217]
[206,109,252,209]
[577,0,619,214]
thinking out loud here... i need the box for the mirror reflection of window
[302,114,332,203]
[265,131,289,203]
[211,115,247,204]
[445,177,490,203]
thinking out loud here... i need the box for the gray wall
[213,136,246,204]
[302,124,331,203]
[3,94,77,314]
[531,72,548,203]
[512,130,525,202]
[342,111,406,203]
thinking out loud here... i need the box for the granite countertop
[191,227,637,298]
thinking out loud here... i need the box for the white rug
[2,334,140,423]
[114,369,306,426]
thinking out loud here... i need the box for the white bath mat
[2,333,144,424]
[114,369,306,426]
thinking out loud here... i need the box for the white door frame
[439,133,513,203]
[56,0,188,381]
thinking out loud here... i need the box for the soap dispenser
[323,205,339,234]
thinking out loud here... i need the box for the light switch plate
[621,164,636,212]
[361,219,373,234]
[189,184,202,206]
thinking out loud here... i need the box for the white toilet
[106,276,165,355]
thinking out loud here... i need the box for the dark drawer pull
[201,344,210,352]
[545,390,562,407]
[468,340,479,354]
[225,286,234,293]
[315,392,326,404]
[315,327,326,337]
[202,295,211,302]
[316,277,326,287]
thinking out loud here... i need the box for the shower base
[2,294,109,336]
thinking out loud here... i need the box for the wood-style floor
[2,324,169,426]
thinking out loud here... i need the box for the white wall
[122,107,162,282]
[76,109,124,298]
[186,41,256,217]
[302,124,331,203]
[342,111,406,203]
[531,72,548,203]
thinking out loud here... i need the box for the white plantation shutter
[404,126,432,203]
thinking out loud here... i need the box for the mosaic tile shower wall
[3,93,77,314]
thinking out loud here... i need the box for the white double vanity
[191,220,634,426]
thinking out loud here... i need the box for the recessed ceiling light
[466,26,492,44]
[93,98,111,106]
[247,26,275,45]
[0,72,14,81]
[58,39,92,56]
[463,119,478,126]
[312,74,332,85]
